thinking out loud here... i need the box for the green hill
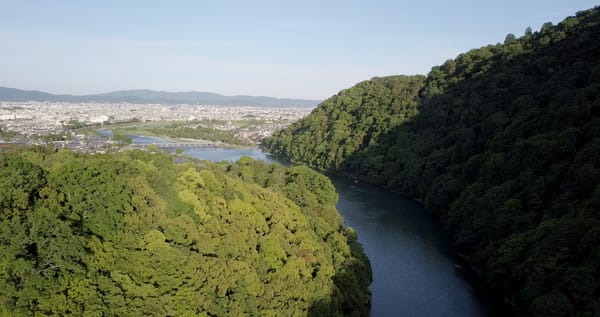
[264,7,600,316]
[0,147,371,316]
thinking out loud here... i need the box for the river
[129,135,495,316]
[330,176,492,316]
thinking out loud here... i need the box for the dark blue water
[330,177,490,316]
[130,136,493,316]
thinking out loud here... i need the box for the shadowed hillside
[264,7,600,316]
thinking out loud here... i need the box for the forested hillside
[264,7,600,316]
[264,75,425,170]
[0,147,371,316]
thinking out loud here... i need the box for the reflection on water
[129,136,493,316]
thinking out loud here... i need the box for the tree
[504,33,517,44]
[540,21,553,34]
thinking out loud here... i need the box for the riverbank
[172,144,498,316]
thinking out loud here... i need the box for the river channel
[129,135,495,316]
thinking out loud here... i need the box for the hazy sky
[0,1,597,99]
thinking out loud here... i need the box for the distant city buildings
[0,101,312,151]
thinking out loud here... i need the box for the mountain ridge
[0,86,320,107]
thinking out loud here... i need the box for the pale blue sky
[0,1,597,99]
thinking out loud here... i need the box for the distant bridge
[129,142,222,149]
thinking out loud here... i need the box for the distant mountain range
[0,87,320,107]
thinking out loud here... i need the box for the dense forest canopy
[264,7,600,316]
[0,147,371,316]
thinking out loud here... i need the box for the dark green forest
[264,7,600,316]
[0,147,371,316]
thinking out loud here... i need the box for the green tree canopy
[0,148,371,316]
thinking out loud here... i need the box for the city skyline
[1,1,597,99]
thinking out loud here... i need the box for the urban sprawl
[0,101,312,152]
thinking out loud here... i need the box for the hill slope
[264,7,600,316]
[0,148,371,316]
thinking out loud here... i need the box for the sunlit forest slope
[0,147,371,316]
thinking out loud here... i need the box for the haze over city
[0,0,597,99]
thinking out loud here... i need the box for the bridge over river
[128,141,223,149]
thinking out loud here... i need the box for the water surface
[330,176,489,316]
[182,146,281,164]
